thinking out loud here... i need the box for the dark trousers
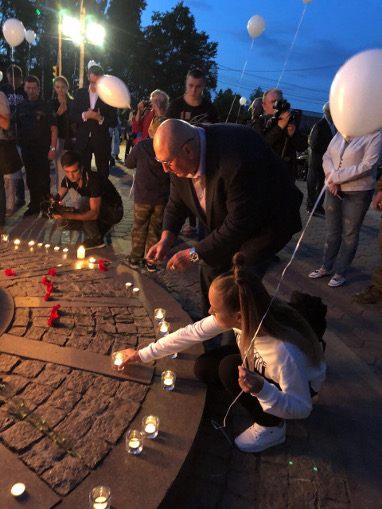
[306,165,325,210]
[131,203,165,260]
[82,137,111,180]
[194,345,281,427]
[21,144,50,211]
[77,196,123,239]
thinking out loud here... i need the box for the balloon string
[219,182,327,429]
[277,5,307,88]
[225,38,254,123]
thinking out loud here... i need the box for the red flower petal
[48,268,56,276]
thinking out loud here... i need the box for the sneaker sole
[235,435,286,453]
[308,270,330,279]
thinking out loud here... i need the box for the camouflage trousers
[131,203,165,260]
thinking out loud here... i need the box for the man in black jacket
[306,102,336,214]
[70,65,117,180]
[147,119,303,315]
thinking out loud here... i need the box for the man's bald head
[154,119,200,178]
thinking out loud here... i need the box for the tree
[213,88,250,124]
[135,2,218,103]
[249,86,263,102]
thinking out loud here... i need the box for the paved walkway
[1,158,382,508]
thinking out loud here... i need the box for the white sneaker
[328,275,346,287]
[234,421,286,453]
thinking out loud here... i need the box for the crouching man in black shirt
[54,150,123,249]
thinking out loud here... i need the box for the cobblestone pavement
[1,159,382,508]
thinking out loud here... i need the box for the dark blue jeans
[323,189,373,277]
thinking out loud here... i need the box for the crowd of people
[1,62,381,453]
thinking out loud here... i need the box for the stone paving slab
[0,443,60,508]
[0,333,153,384]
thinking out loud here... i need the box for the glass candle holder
[111,351,126,371]
[142,415,159,439]
[89,485,111,509]
[28,240,35,251]
[154,308,166,321]
[37,242,43,247]
[161,370,176,391]
[132,287,140,295]
[14,239,20,250]
[126,429,143,454]
[1,233,9,243]
[54,246,60,252]
[44,244,50,250]
[159,320,170,336]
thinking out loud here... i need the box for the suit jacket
[309,117,334,175]
[162,124,303,270]
[70,87,118,152]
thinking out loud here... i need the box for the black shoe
[145,261,157,273]
[23,208,39,217]
[81,237,105,250]
[126,256,140,270]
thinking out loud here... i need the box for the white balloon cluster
[239,97,247,106]
[2,18,37,47]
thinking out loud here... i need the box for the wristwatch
[49,146,56,151]
[189,247,200,263]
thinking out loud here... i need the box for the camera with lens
[142,100,151,110]
[265,99,302,130]
[40,194,75,220]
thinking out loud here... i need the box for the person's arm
[70,89,86,124]
[132,101,145,132]
[0,92,10,129]
[48,125,58,161]
[57,186,69,200]
[330,132,382,185]
[124,144,138,169]
[120,315,228,366]
[55,196,101,220]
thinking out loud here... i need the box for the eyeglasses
[155,138,194,166]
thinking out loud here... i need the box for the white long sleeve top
[139,316,326,420]
[323,131,382,192]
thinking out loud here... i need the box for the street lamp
[59,8,105,86]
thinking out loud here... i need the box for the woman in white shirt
[309,131,382,287]
[120,253,326,453]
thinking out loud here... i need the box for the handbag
[0,139,23,175]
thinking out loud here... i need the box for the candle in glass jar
[111,351,126,371]
[159,321,170,335]
[54,246,60,252]
[89,486,111,509]
[161,370,176,390]
[11,483,26,497]
[1,233,9,243]
[37,242,43,247]
[154,308,166,321]
[142,415,159,438]
[14,239,20,250]
[77,245,85,259]
[126,430,143,454]
[88,256,96,269]
[132,287,139,295]
[125,282,132,288]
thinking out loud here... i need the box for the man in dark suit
[306,102,336,214]
[71,65,117,180]
[147,119,303,316]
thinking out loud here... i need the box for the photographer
[53,150,123,250]
[252,88,307,181]
[132,89,169,146]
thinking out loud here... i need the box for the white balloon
[2,18,25,48]
[239,96,246,106]
[96,75,131,109]
[247,15,265,39]
[0,71,3,82]
[25,29,36,44]
[329,49,382,138]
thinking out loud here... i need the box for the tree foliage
[1,0,218,107]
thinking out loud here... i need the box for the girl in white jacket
[120,253,326,453]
